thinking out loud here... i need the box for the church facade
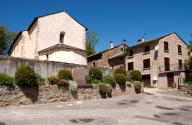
[8,11,87,65]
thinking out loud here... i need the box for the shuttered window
[128,49,133,57]
[143,59,150,69]
[178,59,182,69]
[164,57,170,71]
[128,62,134,70]
[178,45,182,55]
[144,45,150,53]
[164,41,169,52]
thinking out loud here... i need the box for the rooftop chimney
[122,39,127,44]
[138,37,145,43]
[110,41,114,49]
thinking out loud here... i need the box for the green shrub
[15,66,37,86]
[58,69,73,80]
[0,73,14,86]
[91,79,101,84]
[102,75,115,87]
[48,76,59,85]
[98,83,109,93]
[99,83,113,98]
[114,68,127,76]
[130,70,142,81]
[184,80,192,85]
[36,74,45,85]
[114,73,126,85]
[89,67,103,80]
[85,76,92,84]
[134,82,142,94]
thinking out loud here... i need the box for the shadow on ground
[0,122,6,125]
[135,105,192,125]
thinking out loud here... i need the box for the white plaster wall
[10,12,87,65]
[37,12,86,51]
[44,50,87,65]
[11,31,35,59]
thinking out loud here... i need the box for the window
[46,54,49,60]
[128,62,134,70]
[128,49,133,57]
[60,32,65,43]
[164,41,169,52]
[93,62,96,67]
[143,59,150,69]
[164,57,170,71]
[144,45,150,53]
[121,48,124,52]
[178,59,182,69]
[178,45,182,55]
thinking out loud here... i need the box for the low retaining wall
[0,85,135,107]
[0,56,86,79]
[179,84,192,94]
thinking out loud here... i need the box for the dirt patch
[156,106,174,110]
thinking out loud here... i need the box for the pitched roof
[128,32,188,49]
[8,11,88,55]
[88,43,128,58]
[28,11,88,31]
[38,43,86,54]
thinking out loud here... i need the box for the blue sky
[0,0,192,52]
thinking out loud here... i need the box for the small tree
[130,70,142,81]
[86,32,99,56]
[58,69,73,80]
[0,73,14,86]
[114,68,127,76]
[89,67,103,80]
[102,75,115,87]
[15,66,37,86]
[114,74,126,85]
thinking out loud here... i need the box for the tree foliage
[0,25,17,55]
[188,41,192,53]
[86,32,99,56]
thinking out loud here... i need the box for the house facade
[125,32,189,89]
[88,41,128,69]
[8,11,87,65]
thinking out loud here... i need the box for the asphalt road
[0,89,192,125]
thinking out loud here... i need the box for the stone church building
[8,11,87,65]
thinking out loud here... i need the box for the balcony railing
[159,63,185,73]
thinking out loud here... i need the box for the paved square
[0,89,192,125]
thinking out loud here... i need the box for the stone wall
[179,84,192,94]
[88,44,127,69]
[0,85,135,107]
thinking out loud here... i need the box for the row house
[88,41,128,69]
[125,32,188,89]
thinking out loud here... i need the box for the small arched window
[60,32,65,43]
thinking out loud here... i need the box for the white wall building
[8,11,87,65]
